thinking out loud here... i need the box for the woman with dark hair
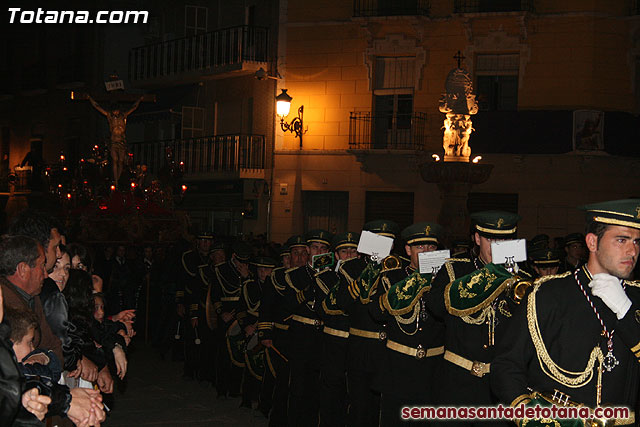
[64,269,125,394]
[39,245,89,381]
[67,243,99,292]
[68,243,136,336]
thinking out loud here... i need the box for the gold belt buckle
[470,361,487,377]
[415,345,426,360]
[378,331,387,341]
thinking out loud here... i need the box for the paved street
[103,342,269,427]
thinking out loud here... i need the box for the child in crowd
[5,307,62,395]
[91,293,129,379]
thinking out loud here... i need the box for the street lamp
[276,89,304,148]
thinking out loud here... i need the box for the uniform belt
[220,296,240,302]
[386,340,444,360]
[323,326,349,339]
[291,315,323,327]
[349,327,387,341]
[274,322,289,331]
[444,350,490,377]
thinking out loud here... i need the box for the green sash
[444,263,513,316]
[356,261,382,303]
[322,282,344,315]
[382,270,433,316]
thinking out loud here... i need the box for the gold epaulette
[532,271,572,289]
[625,280,640,288]
[176,290,184,297]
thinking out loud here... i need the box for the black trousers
[347,336,385,427]
[288,324,322,427]
[214,327,242,396]
[183,321,214,381]
[435,361,508,427]
[241,366,260,405]
[268,328,290,427]
[319,333,348,427]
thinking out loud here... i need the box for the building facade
[270,0,640,243]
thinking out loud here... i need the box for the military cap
[196,230,215,240]
[581,198,640,230]
[332,231,360,251]
[470,210,521,239]
[363,220,400,239]
[529,248,562,267]
[564,233,585,247]
[401,222,443,246]
[251,256,277,268]
[453,239,472,249]
[285,235,306,249]
[279,244,291,256]
[529,234,550,251]
[305,229,332,246]
[231,240,253,262]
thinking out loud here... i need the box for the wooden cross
[70,73,156,104]
[454,50,465,68]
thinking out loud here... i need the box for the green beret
[564,233,585,247]
[251,257,277,268]
[529,248,562,266]
[305,229,332,246]
[581,199,640,230]
[231,240,253,262]
[401,222,443,246]
[363,220,400,239]
[285,235,306,250]
[197,230,215,240]
[332,231,360,251]
[471,210,521,239]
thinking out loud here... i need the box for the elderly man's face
[26,245,47,296]
[46,228,62,274]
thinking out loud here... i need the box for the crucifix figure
[88,95,143,183]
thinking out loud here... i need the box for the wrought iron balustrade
[129,25,268,81]
[353,0,430,16]
[130,134,265,175]
[349,112,427,150]
[453,0,534,13]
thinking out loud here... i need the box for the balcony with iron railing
[454,0,534,13]
[129,25,269,85]
[349,112,427,150]
[353,0,430,17]
[130,134,266,179]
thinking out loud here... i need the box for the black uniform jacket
[492,265,640,410]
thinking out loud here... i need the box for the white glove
[589,273,632,320]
